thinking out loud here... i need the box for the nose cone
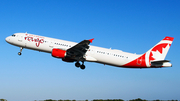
[5,37,10,43]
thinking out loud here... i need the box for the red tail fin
[123,36,174,68]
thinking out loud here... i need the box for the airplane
[5,33,174,70]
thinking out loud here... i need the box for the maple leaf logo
[149,43,169,62]
[151,50,164,60]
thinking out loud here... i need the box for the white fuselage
[6,33,141,68]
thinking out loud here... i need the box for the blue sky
[0,0,180,101]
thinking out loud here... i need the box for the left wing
[66,38,94,61]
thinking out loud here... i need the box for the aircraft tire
[80,64,85,70]
[18,52,22,56]
[75,62,80,67]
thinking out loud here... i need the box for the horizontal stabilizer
[151,60,170,63]
[151,60,172,67]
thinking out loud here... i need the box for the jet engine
[52,48,66,58]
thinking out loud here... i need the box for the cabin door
[137,57,142,65]
[49,41,54,48]
[18,35,23,42]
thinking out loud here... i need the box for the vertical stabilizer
[122,36,174,68]
[145,36,174,67]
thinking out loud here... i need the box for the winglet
[89,38,94,43]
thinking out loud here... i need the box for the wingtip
[89,38,94,43]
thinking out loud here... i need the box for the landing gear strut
[18,47,23,56]
[75,61,86,70]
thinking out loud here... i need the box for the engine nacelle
[52,48,66,58]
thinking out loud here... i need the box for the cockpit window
[12,34,16,37]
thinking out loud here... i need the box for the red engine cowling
[52,48,66,58]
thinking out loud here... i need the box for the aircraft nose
[5,37,10,42]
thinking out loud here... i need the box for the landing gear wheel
[18,52,22,56]
[75,62,81,67]
[80,64,85,70]
[18,47,23,56]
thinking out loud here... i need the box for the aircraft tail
[123,36,174,68]
[145,36,174,67]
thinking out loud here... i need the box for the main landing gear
[18,47,23,56]
[75,61,85,70]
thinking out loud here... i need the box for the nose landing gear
[18,47,23,56]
